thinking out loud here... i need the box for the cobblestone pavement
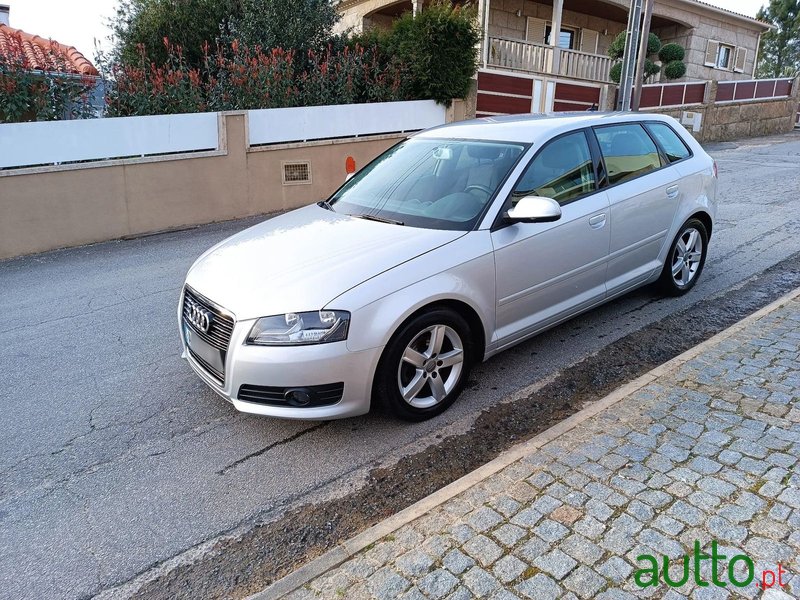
[283,295,800,600]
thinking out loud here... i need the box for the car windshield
[329,138,527,230]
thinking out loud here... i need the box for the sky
[5,0,771,64]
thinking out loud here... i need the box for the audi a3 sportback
[179,112,716,421]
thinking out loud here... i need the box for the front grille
[182,287,235,351]
[188,348,225,383]
[237,383,344,407]
[182,286,235,384]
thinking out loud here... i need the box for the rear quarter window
[645,122,692,163]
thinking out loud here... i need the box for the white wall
[0,101,447,170]
[247,100,447,146]
[0,112,219,169]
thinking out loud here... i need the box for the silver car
[180,112,716,421]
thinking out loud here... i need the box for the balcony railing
[487,36,613,83]
[487,36,553,74]
[557,47,613,83]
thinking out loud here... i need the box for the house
[0,4,102,118]
[335,0,771,87]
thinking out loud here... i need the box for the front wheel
[374,309,473,421]
[657,218,708,296]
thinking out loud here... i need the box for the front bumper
[180,310,383,420]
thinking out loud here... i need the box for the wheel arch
[401,299,487,361]
[689,210,713,239]
[370,298,486,414]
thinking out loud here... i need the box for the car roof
[415,111,679,144]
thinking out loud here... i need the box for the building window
[716,44,734,69]
[545,25,577,50]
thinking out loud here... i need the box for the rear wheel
[375,309,473,421]
[658,218,708,296]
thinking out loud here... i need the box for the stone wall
[488,0,624,57]
[642,78,800,143]
[487,0,765,82]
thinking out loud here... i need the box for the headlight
[246,310,350,346]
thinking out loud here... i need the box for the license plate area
[184,322,226,383]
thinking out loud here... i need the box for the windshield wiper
[352,213,404,226]
[317,200,335,212]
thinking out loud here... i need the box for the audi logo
[185,299,213,333]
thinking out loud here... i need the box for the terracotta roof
[0,23,99,76]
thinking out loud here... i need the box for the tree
[607,31,686,83]
[233,0,341,57]
[108,0,239,68]
[756,0,800,77]
[385,2,480,105]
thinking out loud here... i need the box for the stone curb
[248,285,800,600]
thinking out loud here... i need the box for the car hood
[185,205,465,320]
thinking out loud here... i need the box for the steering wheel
[464,184,493,198]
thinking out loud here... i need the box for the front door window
[511,131,596,206]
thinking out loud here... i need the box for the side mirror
[505,195,562,223]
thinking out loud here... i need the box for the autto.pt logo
[634,540,790,590]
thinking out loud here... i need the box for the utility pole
[616,0,643,111]
[632,0,655,111]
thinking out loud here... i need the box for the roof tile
[0,23,99,76]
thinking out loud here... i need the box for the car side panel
[329,231,497,355]
[490,191,611,347]
[605,166,681,296]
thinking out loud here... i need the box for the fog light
[284,388,313,407]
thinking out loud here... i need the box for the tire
[657,218,708,296]
[374,308,473,421]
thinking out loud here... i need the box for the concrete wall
[641,77,800,142]
[0,113,404,260]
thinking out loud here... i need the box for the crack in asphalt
[216,423,331,476]
[114,251,800,600]
[0,287,180,335]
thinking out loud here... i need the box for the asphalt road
[1,131,799,600]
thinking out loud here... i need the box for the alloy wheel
[671,227,704,287]
[396,324,464,409]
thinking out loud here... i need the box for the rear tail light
[712,160,718,178]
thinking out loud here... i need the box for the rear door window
[645,122,691,163]
[593,124,662,185]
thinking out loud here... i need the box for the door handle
[589,214,606,229]
[666,185,679,199]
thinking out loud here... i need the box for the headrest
[467,144,504,159]
[609,132,645,156]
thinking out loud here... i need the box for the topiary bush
[608,32,627,60]
[644,58,661,79]
[609,62,623,83]
[607,31,686,83]
[663,60,687,80]
[658,43,685,63]
[646,32,661,55]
